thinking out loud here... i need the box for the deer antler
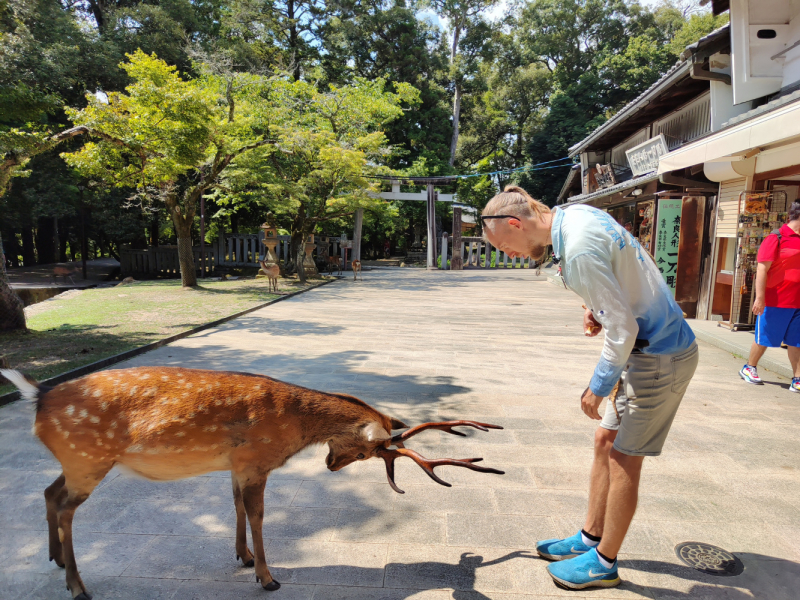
[390,420,503,444]
[376,447,504,494]
[376,420,505,494]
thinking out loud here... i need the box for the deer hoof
[262,580,281,591]
[75,593,92,600]
[244,559,255,567]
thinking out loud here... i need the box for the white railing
[653,92,711,151]
[441,236,540,270]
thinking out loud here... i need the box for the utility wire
[366,157,574,182]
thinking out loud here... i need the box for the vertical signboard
[655,198,684,296]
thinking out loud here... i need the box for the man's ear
[390,417,408,430]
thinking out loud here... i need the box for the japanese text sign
[655,198,683,296]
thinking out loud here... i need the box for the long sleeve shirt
[551,205,695,396]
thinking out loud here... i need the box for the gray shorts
[600,342,699,457]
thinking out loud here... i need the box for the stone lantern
[260,215,279,264]
[303,233,318,276]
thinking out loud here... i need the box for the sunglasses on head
[479,215,520,224]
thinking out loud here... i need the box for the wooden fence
[120,233,347,277]
[443,236,540,269]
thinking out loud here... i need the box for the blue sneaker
[547,548,621,590]
[535,531,592,561]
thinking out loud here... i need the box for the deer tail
[1,369,48,407]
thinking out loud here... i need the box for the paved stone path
[2,269,799,599]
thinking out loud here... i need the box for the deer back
[33,367,364,480]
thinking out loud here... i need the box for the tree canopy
[1,0,729,287]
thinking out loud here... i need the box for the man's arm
[567,254,639,406]
[753,261,772,316]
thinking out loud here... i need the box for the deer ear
[363,422,391,443]
[390,418,408,430]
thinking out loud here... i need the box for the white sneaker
[739,364,763,385]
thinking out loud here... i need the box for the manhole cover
[675,542,744,576]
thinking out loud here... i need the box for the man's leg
[788,346,800,377]
[595,450,645,559]
[747,342,768,368]
[583,427,617,538]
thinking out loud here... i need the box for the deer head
[325,417,505,493]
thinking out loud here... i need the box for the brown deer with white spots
[0,367,504,599]
[351,259,362,281]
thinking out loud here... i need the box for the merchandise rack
[727,190,788,331]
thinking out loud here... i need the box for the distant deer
[326,254,342,275]
[352,259,362,281]
[0,367,503,599]
[52,264,78,285]
[258,260,280,293]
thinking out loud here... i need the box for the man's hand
[581,387,603,420]
[752,296,765,316]
[582,305,602,337]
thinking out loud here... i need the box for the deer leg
[240,476,280,591]
[57,491,91,599]
[45,474,67,567]
[57,469,109,600]
[231,474,254,567]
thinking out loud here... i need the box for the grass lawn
[1,277,323,396]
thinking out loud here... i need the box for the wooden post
[441,233,448,269]
[426,183,436,269]
[353,208,364,261]
[451,207,463,270]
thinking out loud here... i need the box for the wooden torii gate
[374,178,456,269]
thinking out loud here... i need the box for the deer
[52,264,78,285]
[258,260,280,293]
[0,367,504,600]
[352,259,362,281]
[326,254,342,275]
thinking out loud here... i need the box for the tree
[319,0,452,171]
[219,0,329,79]
[215,76,421,282]
[62,51,280,286]
[421,0,499,165]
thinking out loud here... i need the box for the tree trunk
[21,225,35,267]
[176,237,197,287]
[0,231,26,332]
[448,20,463,167]
[36,217,55,265]
[165,192,198,287]
[449,83,462,167]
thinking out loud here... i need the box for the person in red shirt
[739,202,800,390]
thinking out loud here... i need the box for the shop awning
[560,172,660,207]
[657,94,800,174]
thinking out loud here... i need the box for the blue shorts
[755,307,800,347]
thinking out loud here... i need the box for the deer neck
[288,389,379,447]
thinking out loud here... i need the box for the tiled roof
[722,89,800,128]
[559,172,660,207]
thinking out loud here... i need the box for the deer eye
[356,453,365,460]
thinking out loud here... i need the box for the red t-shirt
[757,224,800,308]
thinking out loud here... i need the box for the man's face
[484,217,545,260]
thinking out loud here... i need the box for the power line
[366,157,574,182]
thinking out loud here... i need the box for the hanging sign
[626,134,669,177]
[654,198,684,296]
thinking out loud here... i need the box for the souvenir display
[728,191,788,330]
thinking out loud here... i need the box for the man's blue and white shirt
[551,205,695,396]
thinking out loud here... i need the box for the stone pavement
[2,268,799,600]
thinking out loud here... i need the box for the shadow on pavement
[625,553,800,599]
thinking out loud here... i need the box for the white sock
[596,551,616,569]
[580,531,599,548]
